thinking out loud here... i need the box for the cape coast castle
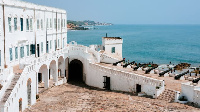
[0,0,199,112]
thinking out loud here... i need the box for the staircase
[0,74,21,105]
[157,89,175,102]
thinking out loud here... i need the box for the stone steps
[0,74,21,104]
[157,89,175,102]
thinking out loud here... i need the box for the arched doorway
[38,64,49,89]
[27,78,31,106]
[68,59,83,82]
[19,98,22,112]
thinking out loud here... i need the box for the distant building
[102,37,123,60]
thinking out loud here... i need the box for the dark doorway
[65,70,66,77]
[38,73,42,83]
[103,76,110,90]
[37,44,40,57]
[46,41,49,53]
[68,59,83,82]
[136,84,141,93]
[49,69,51,79]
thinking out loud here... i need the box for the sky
[22,0,200,24]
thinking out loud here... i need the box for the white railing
[4,64,35,109]
[87,48,100,63]
[100,53,119,64]
[0,67,14,101]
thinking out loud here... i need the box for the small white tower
[102,37,123,60]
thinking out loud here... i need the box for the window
[64,19,65,28]
[26,19,29,31]
[50,40,52,49]
[61,19,63,28]
[0,50,1,66]
[41,42,43,53]
[46,41,49,53]
[58,39,60,48]
[50,18,52,28]
[54,40,56,51]
[8,17,12,32]
[30,44,35,55]
[46,18,49,28]
[26,45,29,56]
[63,39,64,48]
[15,47,18,60]
[9,48,13,61]
[111,47,115,53]
[30,18,33,31]
[37,20,40,29]
[14,18,17,31]
[54,18,56,29]
[20,18,23,31]
[41,19,43,30]
[58,19,60,30]
[20,47,24,58]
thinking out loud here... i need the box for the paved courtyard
[25,82,200,112]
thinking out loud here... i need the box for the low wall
[86,62,164,97]
[180,82,200,107]
[100,53,119,64]
[1,65,36,112]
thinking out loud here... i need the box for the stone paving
[24,82,200,112]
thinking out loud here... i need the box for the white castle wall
[68,44,164,97]
[0,0,67,68]
[86,62,164,97]
[179,82,200,106]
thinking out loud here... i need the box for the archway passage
[68,59,83,82]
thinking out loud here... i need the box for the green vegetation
[67,20,112,26]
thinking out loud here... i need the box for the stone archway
[38,64,49,89]
[68,59,83,82]
[49,60,57,82]
[27,78,31,106]
[58,56,65,78]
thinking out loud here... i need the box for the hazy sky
[22,0,200,24]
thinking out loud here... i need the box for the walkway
[24,82,199,112]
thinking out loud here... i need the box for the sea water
[68,24,200,66]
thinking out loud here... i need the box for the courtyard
[24,82,199,112]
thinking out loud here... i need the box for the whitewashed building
[0,0,165,112]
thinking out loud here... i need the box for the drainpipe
[45,10,47,54]
[56,12,57,50]
[2,4,6,68]
[34,8,36,58]
[61,13,62,49]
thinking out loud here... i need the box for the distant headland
[67,20,113,30]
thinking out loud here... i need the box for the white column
[36,72,38,94]
[54,61,58,82]
[44,69,49,89]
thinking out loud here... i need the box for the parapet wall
[86,62,165,97]
[179,82,200,107]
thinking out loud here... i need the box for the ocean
[67,24,200,66]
